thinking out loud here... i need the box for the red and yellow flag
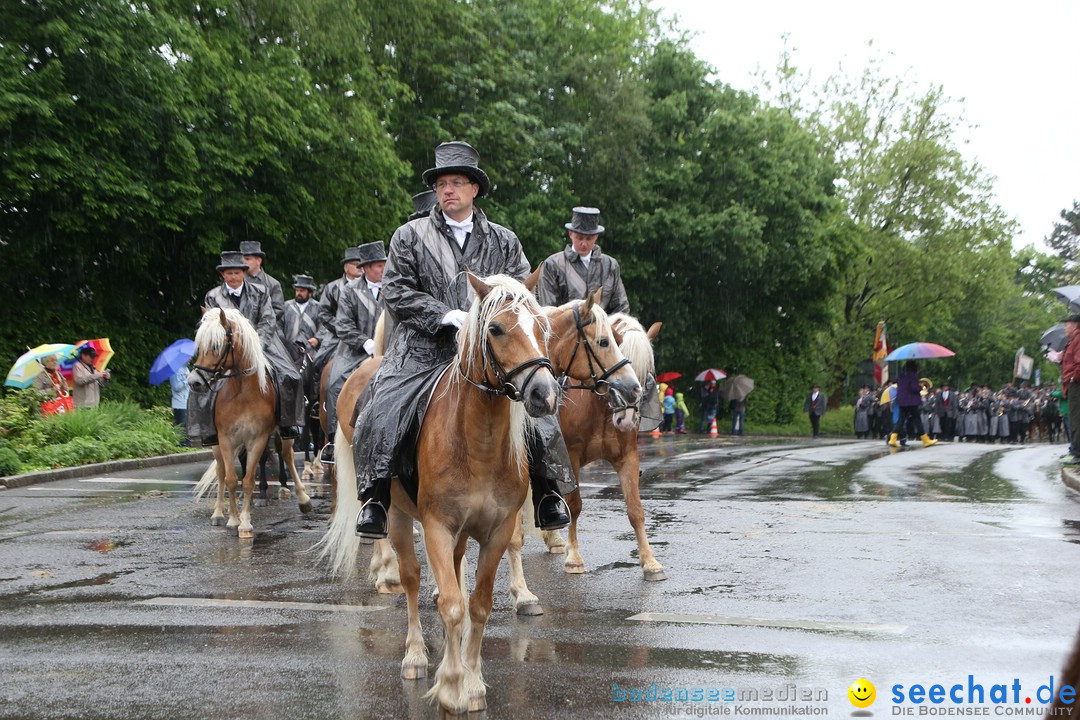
[872,321,889,385]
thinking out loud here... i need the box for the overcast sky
[654,0,1079,251]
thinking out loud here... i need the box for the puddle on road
[626,441,1038,504]
[86,538,132,553]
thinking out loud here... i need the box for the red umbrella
[655,371,682,384]
[694,368,727,382]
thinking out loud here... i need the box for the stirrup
[355,499,389,540]
[535,492,571,531]
[319,442,335,465]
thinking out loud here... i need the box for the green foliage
[0,398,186,475]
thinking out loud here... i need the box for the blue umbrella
[149,339,195,386]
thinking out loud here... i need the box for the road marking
[137,597,386,613]
[79,478,196,485]
[627,612,906,635]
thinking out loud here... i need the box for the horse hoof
[376,583,404,595]
[515,601,544,617]
[644,569,668,582]
[253,498,268,508]
[298,502,313,514]
[210,517,225,527]
[564,562,586,574]
[468,695,487,712]
[547,543,566,555]
[238,529,254,539]
[401,664,427,680]
[278,488,292,501]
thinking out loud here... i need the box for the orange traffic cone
[709,418,719,437]
[650,425,661,436]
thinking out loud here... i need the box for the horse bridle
[191,322,256,386]
[558,303,636,410]
[458,329,555,403]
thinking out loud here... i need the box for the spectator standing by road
[674,392,688,434]
[888,361,938,448]
[1060,314,1080,465]
[803,383,826,438]
[698,380,719,433]
[170,365,191,446]
[72,345,109,409]
[730,396,746,435]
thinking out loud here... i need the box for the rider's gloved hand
[441,309,468,329]
[363,338,376,356]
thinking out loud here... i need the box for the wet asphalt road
[2,436,1079,720]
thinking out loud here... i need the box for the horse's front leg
[389,506,426,678]
[280,438,312,513]
[423,526,469,714]
[210,449,227,526]
[464,516,517,713]
[221,440,241,533]
[507,509,542,615]
[617,451,666,581]
[563,488,586,574]
[368,539,403,594]
[237,436,270,538]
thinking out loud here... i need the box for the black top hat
[357,241,387,266]
[293,274,316,290]
[238,240,266,257]
[409,190,438,221]
[565,207,605,235]
[422,141,491,198]
[341,246,364,264]
[216,251,248,271]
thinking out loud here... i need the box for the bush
[31,437,112,470]
[0,446,23,476]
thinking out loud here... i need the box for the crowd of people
[852,377,1065,446]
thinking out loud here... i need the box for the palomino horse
[544,312,667,581]
[323,290,641,611]
[317,275,638,714]
[189,308,313,538]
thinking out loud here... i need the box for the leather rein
[558,304,636,411]
[192,322,257,386]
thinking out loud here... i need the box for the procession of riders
[185,140,640,540]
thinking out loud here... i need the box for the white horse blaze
[514,305,542,353]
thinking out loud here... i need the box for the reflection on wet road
[1,436,1078,718]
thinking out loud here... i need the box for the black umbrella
[724,374,755,402]
[1041,323,1068,352]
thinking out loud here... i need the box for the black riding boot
[530,470,570,531]
[356,477,391,539]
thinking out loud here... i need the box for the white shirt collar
[445,214,474,248]
[226,284,243,297]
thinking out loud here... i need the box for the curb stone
[1,450,214,489]
[1063,466,1080,495]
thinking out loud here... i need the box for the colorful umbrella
[60,338,114,382]
[694,368,727,382]
[884,342,955,361]
[5,344,77,389]
[655,371,682,384]
[149,339,196,386]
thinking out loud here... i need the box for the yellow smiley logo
[848,678,876,708]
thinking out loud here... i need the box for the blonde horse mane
[608,312,655,383]
[454,274,551,468]
[195,307,270,392]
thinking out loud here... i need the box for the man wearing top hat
[314,246,366,370]
[538,206,629,315]
[240,240,286,323]
[409,190,438,221]
[281,275,321,356]
[187,251,304,445]
[323,241,387,441]
[351,140,574,539]
[937,381,959,441]
[803,383,826,438]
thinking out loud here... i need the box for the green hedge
[0,392,191,476]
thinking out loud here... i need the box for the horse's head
[547,292,643,432]
[458,272,560,418]
[189,308,268,392]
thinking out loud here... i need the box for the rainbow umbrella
[5,344,77,389]
[60,338,114,382]
[884,342,955,361]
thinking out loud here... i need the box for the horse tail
[312,425,361,579]
[520,483,543,540]
[192,460,217,500]
[373,309,387,356]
